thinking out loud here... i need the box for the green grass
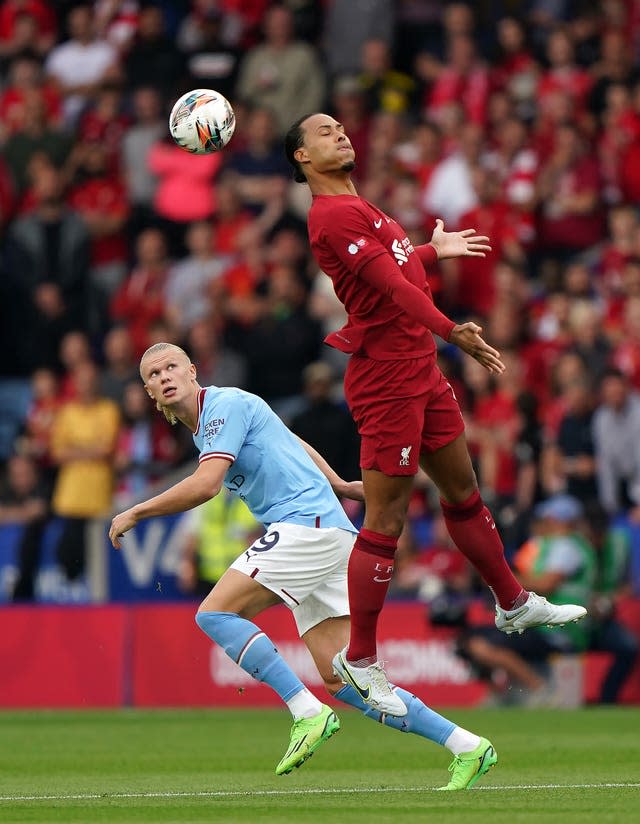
[0,708,639,823]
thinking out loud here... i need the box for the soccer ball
[169,88,236,154]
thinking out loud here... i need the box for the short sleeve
[199,393,250,464]
[319,202,388,275]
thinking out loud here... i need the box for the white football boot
[495,591,587,635]
[332,647,407,716]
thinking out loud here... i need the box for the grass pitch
[0,707,638,823]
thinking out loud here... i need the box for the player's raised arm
[109,458,230,548]
[296,436,364,501]
[357,254,456,340]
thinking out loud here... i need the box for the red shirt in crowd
[68,176,129,265]
[454,200,519,315]
[111,267,168,357]
[538,156,604,250]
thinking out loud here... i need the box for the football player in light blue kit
[109,342,497,788]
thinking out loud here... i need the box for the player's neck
[308,172,358,197]
[176,383,202,432]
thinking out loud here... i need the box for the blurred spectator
[164,220,231,334]
[147,135,221,253]
[100,325,138,405]
[422,121,483,225]
[358,38,415,116]
[186,317,247,389]
[224,106,289,217]
[113,380,179,503]
[50,360,119,580]
[592,368,640,518]
[0,0,56,62]
[491,16,539,118]
[177,490,261,597]
[447,165,524,317]
[211,175,254,255]
[177,2,240,101]
[611,295,640,390]
[242,263,322,421]
[111,227,170,357]
[423,33,488,126]
[541,374,598,505]
[68,140,129,338]
[16,367,62,479]
[123,4,183,96]
[483,115,538,249]
[290,361,360,485]
[460,494,596,704]
[567,299,610,384]
[77,85,130,172]
[0,55,62,141]
[323,0,394,79]
[0,454,49,602]
[585,502,639,703]
[537,27,593,121]
[45,3,119,126]
[536,122,604,259]
[121,86,165,235]
[2,91,73,194]
[236,4,324,136]
[58,329,93,399]
[4,163,90,374]
[93,0,140,53]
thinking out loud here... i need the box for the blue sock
[196,611,305,702]
[335,684,455,746]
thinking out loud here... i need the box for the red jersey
[308,194,447,361]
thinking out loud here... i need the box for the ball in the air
[169,88,236,154]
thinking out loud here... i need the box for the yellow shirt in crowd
[50,399,120,518]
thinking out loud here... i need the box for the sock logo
[373,562,394,583]
[484,514,496,530]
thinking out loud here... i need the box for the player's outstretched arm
[109,458,230,548]
[427,218,491,260]
[296,436,364,501]
[448,322,505,375]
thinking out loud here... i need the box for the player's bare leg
[421,434,586,630]
[304,616,497,790]
[196,569,339,775]
[335,470,414,715]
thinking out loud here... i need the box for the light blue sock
[335,684,455,746]
[196,611,305,702]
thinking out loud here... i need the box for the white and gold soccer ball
[168,88,236,154]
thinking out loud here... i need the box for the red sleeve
[358,254,455,341]
[415,243,438,269]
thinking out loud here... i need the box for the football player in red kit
[285,113,587,716]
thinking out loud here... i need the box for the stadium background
[1,0,640,709]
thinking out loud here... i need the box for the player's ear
[294,145,309,165]
[143,384,154,399]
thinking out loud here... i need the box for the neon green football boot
[437,737,498,791]
[275,704,340,776]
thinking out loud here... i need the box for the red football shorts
[344,354,464,476]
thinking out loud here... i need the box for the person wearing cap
[456,495,597,705]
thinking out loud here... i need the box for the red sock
[440,490,526,610]
[346,528,397,662]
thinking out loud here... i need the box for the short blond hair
[140,342,191,426]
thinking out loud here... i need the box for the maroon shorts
[344,355,465,476]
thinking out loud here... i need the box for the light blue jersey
[192,386,357,533]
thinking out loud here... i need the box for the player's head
[139,342,196,425]
[284,113,355,184]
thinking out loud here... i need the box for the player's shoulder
[309,194,369,220]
